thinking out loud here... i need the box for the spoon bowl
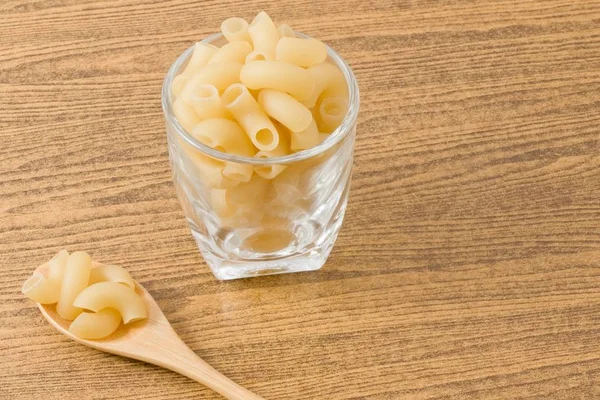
[34,263,264,400]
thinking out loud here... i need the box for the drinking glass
[162,33,359,280]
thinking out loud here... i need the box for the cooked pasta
[209,41,253,65]
[56,251,93,320]
[222,83,280,151]
[258,89,312,132]
[275,37,327,68]
[248,11,279,60]
[221,17,252,44]
[89,264,135,290]
[74,281,147,324]
[240,61,315,101]
[68,308,122,340]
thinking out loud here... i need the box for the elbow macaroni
[22,251,147,340]
[168,11,350,230]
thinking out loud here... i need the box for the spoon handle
[143,337,264,400]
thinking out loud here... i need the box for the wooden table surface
[2,1,599,399]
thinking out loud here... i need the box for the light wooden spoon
[34,264,264,400]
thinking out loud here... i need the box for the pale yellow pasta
[291,118,320,151]
[227,176,270,205]
[275,37,327,68]
[189,153,236,189]
[221,17,252,44]
[240,60,315,101]
[222,83,280,151]
[209,41,253,65]
[73,281,147,324]
[277,24,295,38]
[319,132,330,143]
[248,11,279,60]
[258,89,312,132]
[89,264,135,290]
[173,98,200,132]
[48,249,69,284]
[56,251,92,321]
[181,42,219,76]
[181,62,243,99]
[191,118,255,156]
[22,270,60,304]
[254,133,289,179]
[318,96,348,133]
[68,308,122,340]
[222,162,254,183]
[182,84,232,120]
[302,62,348,108]
[211,189,235,217]
[245,50,267,64]
[172,74,189,98]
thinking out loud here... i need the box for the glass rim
[161,32,360,166]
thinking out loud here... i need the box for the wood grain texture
[1,0,599,399]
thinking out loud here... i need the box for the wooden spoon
[34,264,264,400]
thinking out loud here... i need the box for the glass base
[191,229,331,280]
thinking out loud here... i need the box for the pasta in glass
[222,83,280,151]
[248,11,279,60]
[240,60,315,101]
[163,11,358,279]
[275,37,327,68]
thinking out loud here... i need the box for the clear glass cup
[162,33,359,280]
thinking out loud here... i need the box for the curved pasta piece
[73,281,147,324]
[258,89,312,132]
[22,271,61,304]
[181,62,243,99]
[302,62,348,108]
[69,308,122,340]
[221,17,252,44]
[291,119,320,151]
[222,84,280,151]
[172,73,189,97]
[89,264,135,290]
[48,249,69,284]
[248,11,278,60]
[245,50,267,64]
[318,96,349,133]
[275,37,327,68]
[181,42,219,76]
[56,251,92,320]
[240,61,315,101]
[254,131,290,179]
[183,84,232,120]
[173,98,200,133]
[277,24,295,38]
[209,41,253,65]
[191,118,255,157]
